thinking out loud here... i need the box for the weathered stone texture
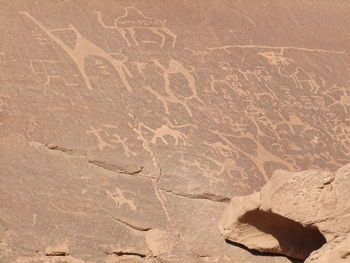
[1,0,350,262]
[220,164,350,262]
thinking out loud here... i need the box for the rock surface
[220,164,350,262]
[1,0,350,262]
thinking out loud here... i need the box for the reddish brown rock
[220,164,350,262]
[1,0,350,262]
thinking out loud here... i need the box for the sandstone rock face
[220,164,350,262]
[1,0,350,262]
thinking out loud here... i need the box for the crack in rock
[27,138,145,176]
[105,251,146,258]
[45,144,87,157]
[44,251,69,256]
[160,188,231,203]
[27,140,86,157]
[111,216,152,232]
[88,159,144,175]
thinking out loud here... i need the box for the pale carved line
[19,11,133,92]
[94,7,177,48]
[208,44,345,54]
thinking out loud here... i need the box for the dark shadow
[225,240,303,263]
[227,209,326,261]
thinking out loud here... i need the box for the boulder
[219,164,350,262]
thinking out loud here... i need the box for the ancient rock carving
[19,12,133,92]
[141,121,189,146]
[278,66,321,94]
[145,59,203,117]
[86,125,136,157]
[219,164,350,262]
[86,126,116,151]
[210,73,247,97]
[209,129,293,182]
[258,50,294,66]
[30,28,51,46]
[29,59,79,87]
[106,188,137,211]
[2,2,350,262]
[94,7,177,47]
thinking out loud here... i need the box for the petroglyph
[210,129,293,181]
[3,2,350,262]
[124,103,160,171]
[179,156,226,184]
[210,74,247,96]
[258,50,294,66]
[19,12,133,92]
[102,124,137,157]
[200,143,252,185]
[151,125,187,146]
[184,47,209,56]
[203,141,234,158]
[121,105,177,229]
[86,127,116,151]
[278,66,321,94]
[86,125,136,157]
[238,67,273,82]
[145,59,203,117]
[106,188,137,211]
[30,29,49,45]
[132,61,147,76]
[29,59,78,86]
[140,121,188,146]
[94,7,177,47]
[217,62,235,73]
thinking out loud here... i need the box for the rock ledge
[219,164,350,262]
